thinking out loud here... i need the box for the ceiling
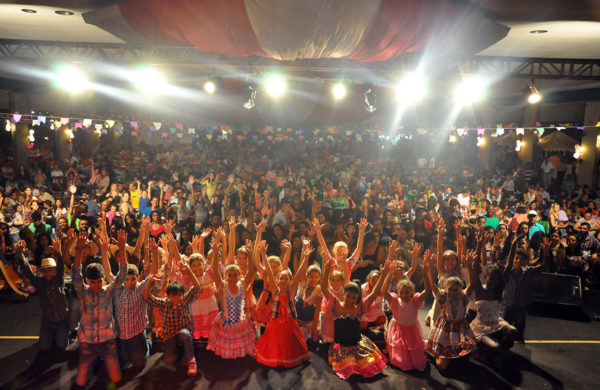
[0,1,598,59]
[0,1,598,126]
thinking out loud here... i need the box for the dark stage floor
[1,292,599,390]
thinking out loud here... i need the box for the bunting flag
[37,115,46,124]
[83,119,92,127]
[12,113,22,123]
[153,122,162,130]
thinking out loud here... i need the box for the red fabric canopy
[84,0,508,63]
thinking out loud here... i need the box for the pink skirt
[385,319,427,371]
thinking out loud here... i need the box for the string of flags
[3,112,600,145]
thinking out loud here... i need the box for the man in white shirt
[541,158,555,186]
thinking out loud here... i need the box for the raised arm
[349,218,369,263]
[209,237,223,290]
[291,242,313,293]
[280,239,292,271]
[426,250,440,300]
[417,252,433,305]
[406,242,422,279]
[95,231,113,283]
[465,249,482,298]
[312,217,330,257]
[436,219,446,276]
[364,259,392,309]
[227,216,239,263]
[320,255,335,302]
[262,241,278,292]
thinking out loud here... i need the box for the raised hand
[51,236,62,255]
[493,232,504,247]
[411,242,423,261]
[76,232,88,251]
[15,240,26,255]
[200,228,212,240]
[313,217,324,232]
[358,218,368,232]
[164,219,175,235]
[303,244,314,258]
[437,219,446,238]
[280,239,291,252]
[117,230,127,250]
[244,239,254,252]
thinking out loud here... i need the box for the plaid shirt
[113,278,150,340]
[73,264,126,344]
[145,287,197,340]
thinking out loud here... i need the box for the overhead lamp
[364,84,376,113]
[395,72,426,105]
[132,66,167,95]
[263,73,286,99]
[527,85,542,104]
[5,120,11,132]
[449,135,457,143]
[454,76,487,105]
[332,82,347,100]
[203,80,216,94]
[243,84,257,110]
[52,64,89,94]
[55,10,74,16]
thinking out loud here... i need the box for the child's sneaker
[187,358,197,377]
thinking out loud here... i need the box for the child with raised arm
[426,245,475,371]
[207,231,257,359]
[255,241,312,367]
[143,247,201,376]
[314,217,368,276]
[381,244,432,371]
[322,257,389,379]
[15,237,68,351]
[113,229,153,370]
[72,230,127,387]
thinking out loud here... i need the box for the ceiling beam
[0,39,598,81]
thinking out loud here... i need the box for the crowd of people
[0,133,599,386]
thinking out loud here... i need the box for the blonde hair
[329,270,343,281]
[332,241,348,257]
[267,255,282,266]
[225,264,241,276]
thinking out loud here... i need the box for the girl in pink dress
[381,253,432,371]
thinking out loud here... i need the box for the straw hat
[40,258,57,270]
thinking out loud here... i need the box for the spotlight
[203,80,216,94]
[5,120,11,132]
[332,82,347,100]
[364,84,376,113]
[454,76,487,105]
[527,85,542,104]
[395,73,426,105]
[243,84,257,110]
[449,135,457,143]
[132,66,168,95]
[263,73,286,99]
[52,64,89,94]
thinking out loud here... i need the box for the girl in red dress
[255,240,312,367]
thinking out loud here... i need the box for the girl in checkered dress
[207,236,257,359]
[255,241,311,367]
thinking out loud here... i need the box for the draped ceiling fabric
[84,0,509,62]
[82,0,510,124]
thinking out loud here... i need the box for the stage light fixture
[52,65,89,94]
[332,82,347,100]
[243,84,257,110]
[527,85,542,104]
[395,73,426,105]
[132,66,168,95]
[263,73,286,99]
[454,76,487,105]
[203,80,216,94]
[364,84,376,113]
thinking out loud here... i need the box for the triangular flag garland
[2,112,600,149]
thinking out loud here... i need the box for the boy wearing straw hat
[14,237,68,352]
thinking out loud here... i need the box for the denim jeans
[117,330,152,369]
[77,339,121,386]
[39,318,68,352]
[162,329,194,364]
[501,306,527,338]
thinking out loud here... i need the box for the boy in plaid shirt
[144,259,201,376]
[72,231,127,387]
[114,263,152,370]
